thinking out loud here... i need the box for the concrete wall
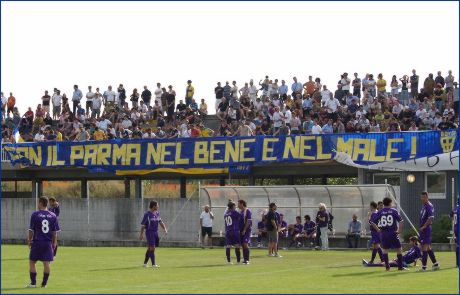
[1,198,200,246]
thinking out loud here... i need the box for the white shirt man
[253,99,263,112]
[283,108,292,124]
[121,118,132,129]
[416,107,428,120]
[392,103,403,116]
[1,92,7,108]
[272,109,282,128]
[34,132,45,142]
[103,87,117,104]
[321,87,332,103]
[154,86,162,103]
[97,118,111,131]
[52,92,62,107]
[86,88,95,104]
[355,108,367,119]
[249,82,258,102]
[341,74,351,91]
[92,95,102,110]
[324,97,340,114]
[311,122,322,134]
[142,130,157,139]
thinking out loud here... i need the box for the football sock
[427,250,437,264]
[30,272,37,285]
[371,249,377,262]
[144,250,149,264]
[42,273,49,286]
[243,248,250,261]
[54,245,58,256]
[226,248,231,262]
[150,251,155,265]
[235,248,241,263]
[422,251,428,267]
[383,253,389,269]
[377,248,384,261]
[396,254,403,269]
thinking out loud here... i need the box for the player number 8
[42,220,49,233]
[225,216,232,226]
[380,215,393,227]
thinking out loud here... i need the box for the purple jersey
[293,223,303,235]
[48,205,60,217]
[257,221,265,230]
[316,211,328,227]
[372,208,402,232]
[29,210,60,242]
[141,210,161,232]
[239,208,252,234]
[450,206,458,236]
[404,246,421,264]
[224,209,240,233]
[369,211,379,232]
[419,202,434,228]
[304,221,316,234]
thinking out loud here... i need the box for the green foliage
[1,245,457,294]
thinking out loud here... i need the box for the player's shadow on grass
[384,266,457,276]
[332,270,378,277]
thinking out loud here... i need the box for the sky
[1,1,459,114]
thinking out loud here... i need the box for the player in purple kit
[449,203,458,267]
[367,201,383,264]
[224,201,241,264]
[238,199,252,265]
[27,196,60,288]
[256,214,267,248]
[418,191,439,271]
[48,197,60,257]
[363,236,421,268]
[302,215,317,247]
[288,216,304,248]
[139,200,168,268]
[370,197,405,271]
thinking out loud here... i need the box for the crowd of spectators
[1,70,458,143]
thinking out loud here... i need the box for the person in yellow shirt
[185,80,194,107]
[200,124,214,137]
[377,74,387,97]
[55,130,63,141]
[93,127,106,141]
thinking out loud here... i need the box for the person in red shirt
[190,124,201,138]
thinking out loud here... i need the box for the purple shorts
[29,241,54,262]
[370,231,381,244]
[146,231,159,247]
[419,228,432,245]
[240,232,251,244]
[226,231,240,246]
[381,231,401,249]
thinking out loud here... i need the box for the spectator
[92,93,102,119]
[154,83,163,105]
[291,77,302,98]
[141,86,152,107]
[322,119,334,134]
[315,203,329,251]
[376,73,387,97]
[185,80,194,106]
[1,92,6,114]
[41,91,51,114]
[445,70,455,92]
[199,205,214,249]
[72,85,83,115]
[367,74,376,98]
[51,90,62,120]
[117,84,126,107]
[248,79,258,103]
[93,126,106,141]
[410,69,420,99]
[85,86,95,118]
[352,73,361,98]
[214,82,224,110]
[433,84,445,112]
[346,214,362,248]
[435,71,445,88]
[340,73,351,95]
[103,86,117,107]
[7,92,16,117]
[166,85,176,121]
[424,73,436,98]
[311,119,322,135]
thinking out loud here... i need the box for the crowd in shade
[1,70,458,144]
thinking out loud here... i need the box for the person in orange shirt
[303,76,316,97]
[7,92,16,116]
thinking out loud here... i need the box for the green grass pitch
[1,245,458,294]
